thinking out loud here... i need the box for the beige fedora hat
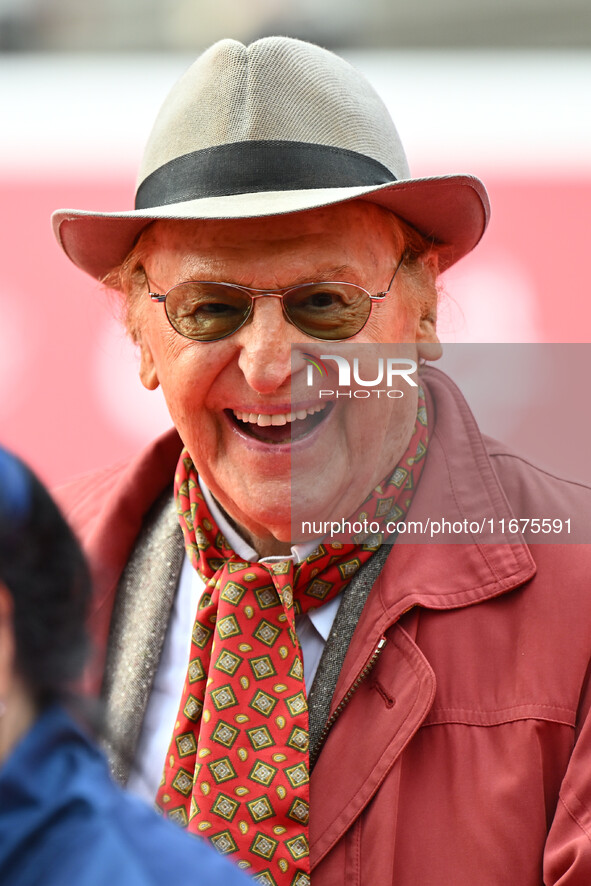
[52,36,490,280]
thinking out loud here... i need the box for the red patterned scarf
[156,390,428,884]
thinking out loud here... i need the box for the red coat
[57,368,591,884]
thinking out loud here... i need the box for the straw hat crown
[137,37,411,189]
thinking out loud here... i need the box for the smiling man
[53,37,591,885]
[130,204,435,554]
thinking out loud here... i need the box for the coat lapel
[101,491,184,784]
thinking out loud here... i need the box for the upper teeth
[233,404,326,427]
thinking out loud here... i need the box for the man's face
[137,202,440,555]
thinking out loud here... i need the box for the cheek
[335,340,420,477]
[143,328,224,423]
[144,304,221,384]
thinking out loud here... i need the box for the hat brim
[52,174,490,281]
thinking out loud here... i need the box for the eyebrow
[288,264,360,285]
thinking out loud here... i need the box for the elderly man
[53,38,591,885]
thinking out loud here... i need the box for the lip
[223,400,335,450]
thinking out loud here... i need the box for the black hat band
[135,140,396,210]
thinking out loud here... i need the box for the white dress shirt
[127,483,340,802]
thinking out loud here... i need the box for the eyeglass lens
[164,282,372,342]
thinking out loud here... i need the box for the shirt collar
[306,594,341,641]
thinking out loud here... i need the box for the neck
[212,498,294,559]
[250,536,294,559]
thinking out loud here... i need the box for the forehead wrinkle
[245,264,363,288]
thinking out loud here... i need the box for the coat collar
[383,365,536,609]
[329,365,537,715]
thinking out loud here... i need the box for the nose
[235,297,296,394]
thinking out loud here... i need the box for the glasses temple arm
[373,253,405,298]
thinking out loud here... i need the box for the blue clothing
[0,706,250,886]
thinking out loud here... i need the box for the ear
[416,313,442,362]
[138,337,160,391]
[0,583,15,700]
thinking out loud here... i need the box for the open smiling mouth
[228,402,332,444]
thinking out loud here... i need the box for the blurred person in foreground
[52,37,591,884]
[0,447,250,886]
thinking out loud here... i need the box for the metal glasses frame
[148,256,403,342]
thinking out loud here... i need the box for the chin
[221,490,293,540]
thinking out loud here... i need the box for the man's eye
[303,291,339,309]
[196,301,243,317]
[175,298,245,321]
[291,288,346,311]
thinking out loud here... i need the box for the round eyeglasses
[148,257,403,343]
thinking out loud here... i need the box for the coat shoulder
[485,434,591,526]
[53,428,182,543]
